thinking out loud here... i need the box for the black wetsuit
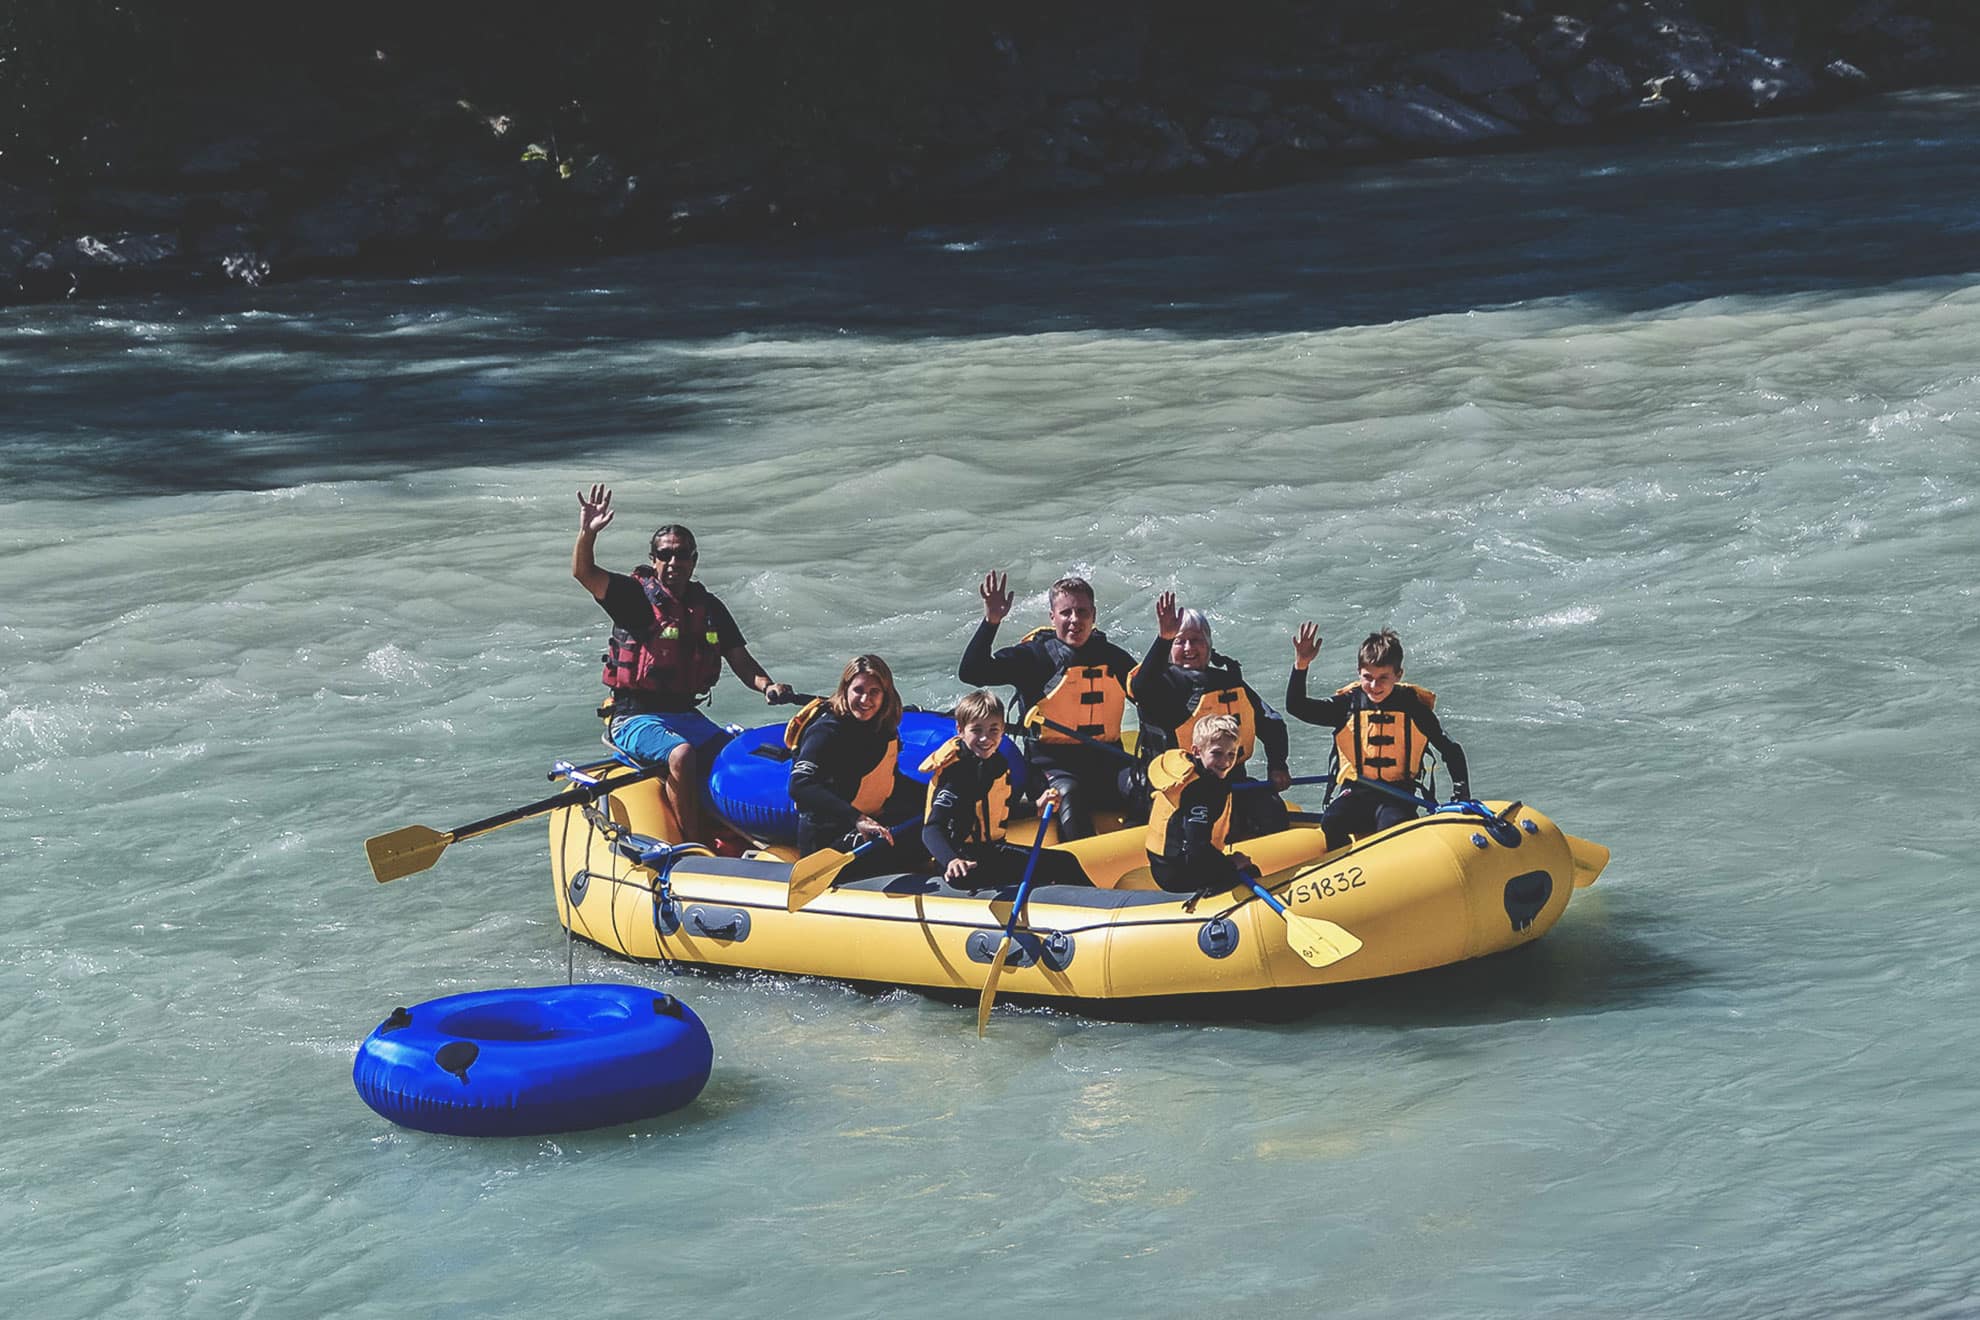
[921,746,1089,889]
[1130,636,1292,839]
[1146,758,1252,894]
[1283,668,1471,852]
[788,710,927,875]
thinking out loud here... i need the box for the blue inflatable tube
[352,983,712,1136]
[706,709,1025,844]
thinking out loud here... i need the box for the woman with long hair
[785,654,927,876]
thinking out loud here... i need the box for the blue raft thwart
[353,983,712,1136]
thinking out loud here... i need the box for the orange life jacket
[919,736,1013,846]
[1018,626,1127,746]
[1173,684,1257,764]
[1144,749,1231,857]
[1331,682,1437,787]
[784,698,900,815]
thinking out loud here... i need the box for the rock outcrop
[2,1,1975,303]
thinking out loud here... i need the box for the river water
[5,89,1979,1318]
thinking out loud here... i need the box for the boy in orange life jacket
[919,690,1089,890]
[1284,624,1470,853]
[1145,715,1258,894]
[571,484,794,844]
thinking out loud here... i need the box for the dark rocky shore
[3,0,1975,305]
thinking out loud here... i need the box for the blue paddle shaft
[849,813,926,858]
[1349,777,1516,842]
[1243,877,1288,916]
[998,801,1058,940]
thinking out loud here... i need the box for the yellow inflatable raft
[544,766,1610,1005]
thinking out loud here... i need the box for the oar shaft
[1031,718,1137,764]
[976,801,1058,1035]
[1243,877,1287,915]
[1002,801,1057,933]
[450,764,665,843]
[853,813,925,856]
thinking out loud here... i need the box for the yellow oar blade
[786,847,853,912]
[976,938,1013,1036]
[1282,913,1362,968]
[364,825,453,884]
[1566,834,1610,888]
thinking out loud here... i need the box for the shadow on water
[7,89,1979,497]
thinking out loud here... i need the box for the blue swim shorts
[607,708,732,766]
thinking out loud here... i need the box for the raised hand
[979,570,1014,625]
[1293,621,1322,670]
[577,483,615,537]
[1154,590,1182,640]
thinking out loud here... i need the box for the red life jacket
[600,568,725,700]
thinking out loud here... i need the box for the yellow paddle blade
[976,937,1014,1036]
[786,847,854,912]
[364,825,453,884]
[1281,913,1362,968]
[1566,834,1610,888]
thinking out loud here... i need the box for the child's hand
[1037,787,1065,813]
[1292,621,1322,669]
[945,857,978,884]
[978,571,1014,625]
[1154,590,1181,639]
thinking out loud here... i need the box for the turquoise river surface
[4,89,1979,1319]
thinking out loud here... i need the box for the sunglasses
[652,548,697,561]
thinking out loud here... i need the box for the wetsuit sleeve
[1414,700,1470,799]
[1128,637,1187,728]
[958,619,1036,690]
[1154,776,1245,893]
[788,721,860,836]
[920,766,968,869]
[599,571,654,635]
[1283,667,1350,728]
[703,593,746,650]
[1247,683,1291,770]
